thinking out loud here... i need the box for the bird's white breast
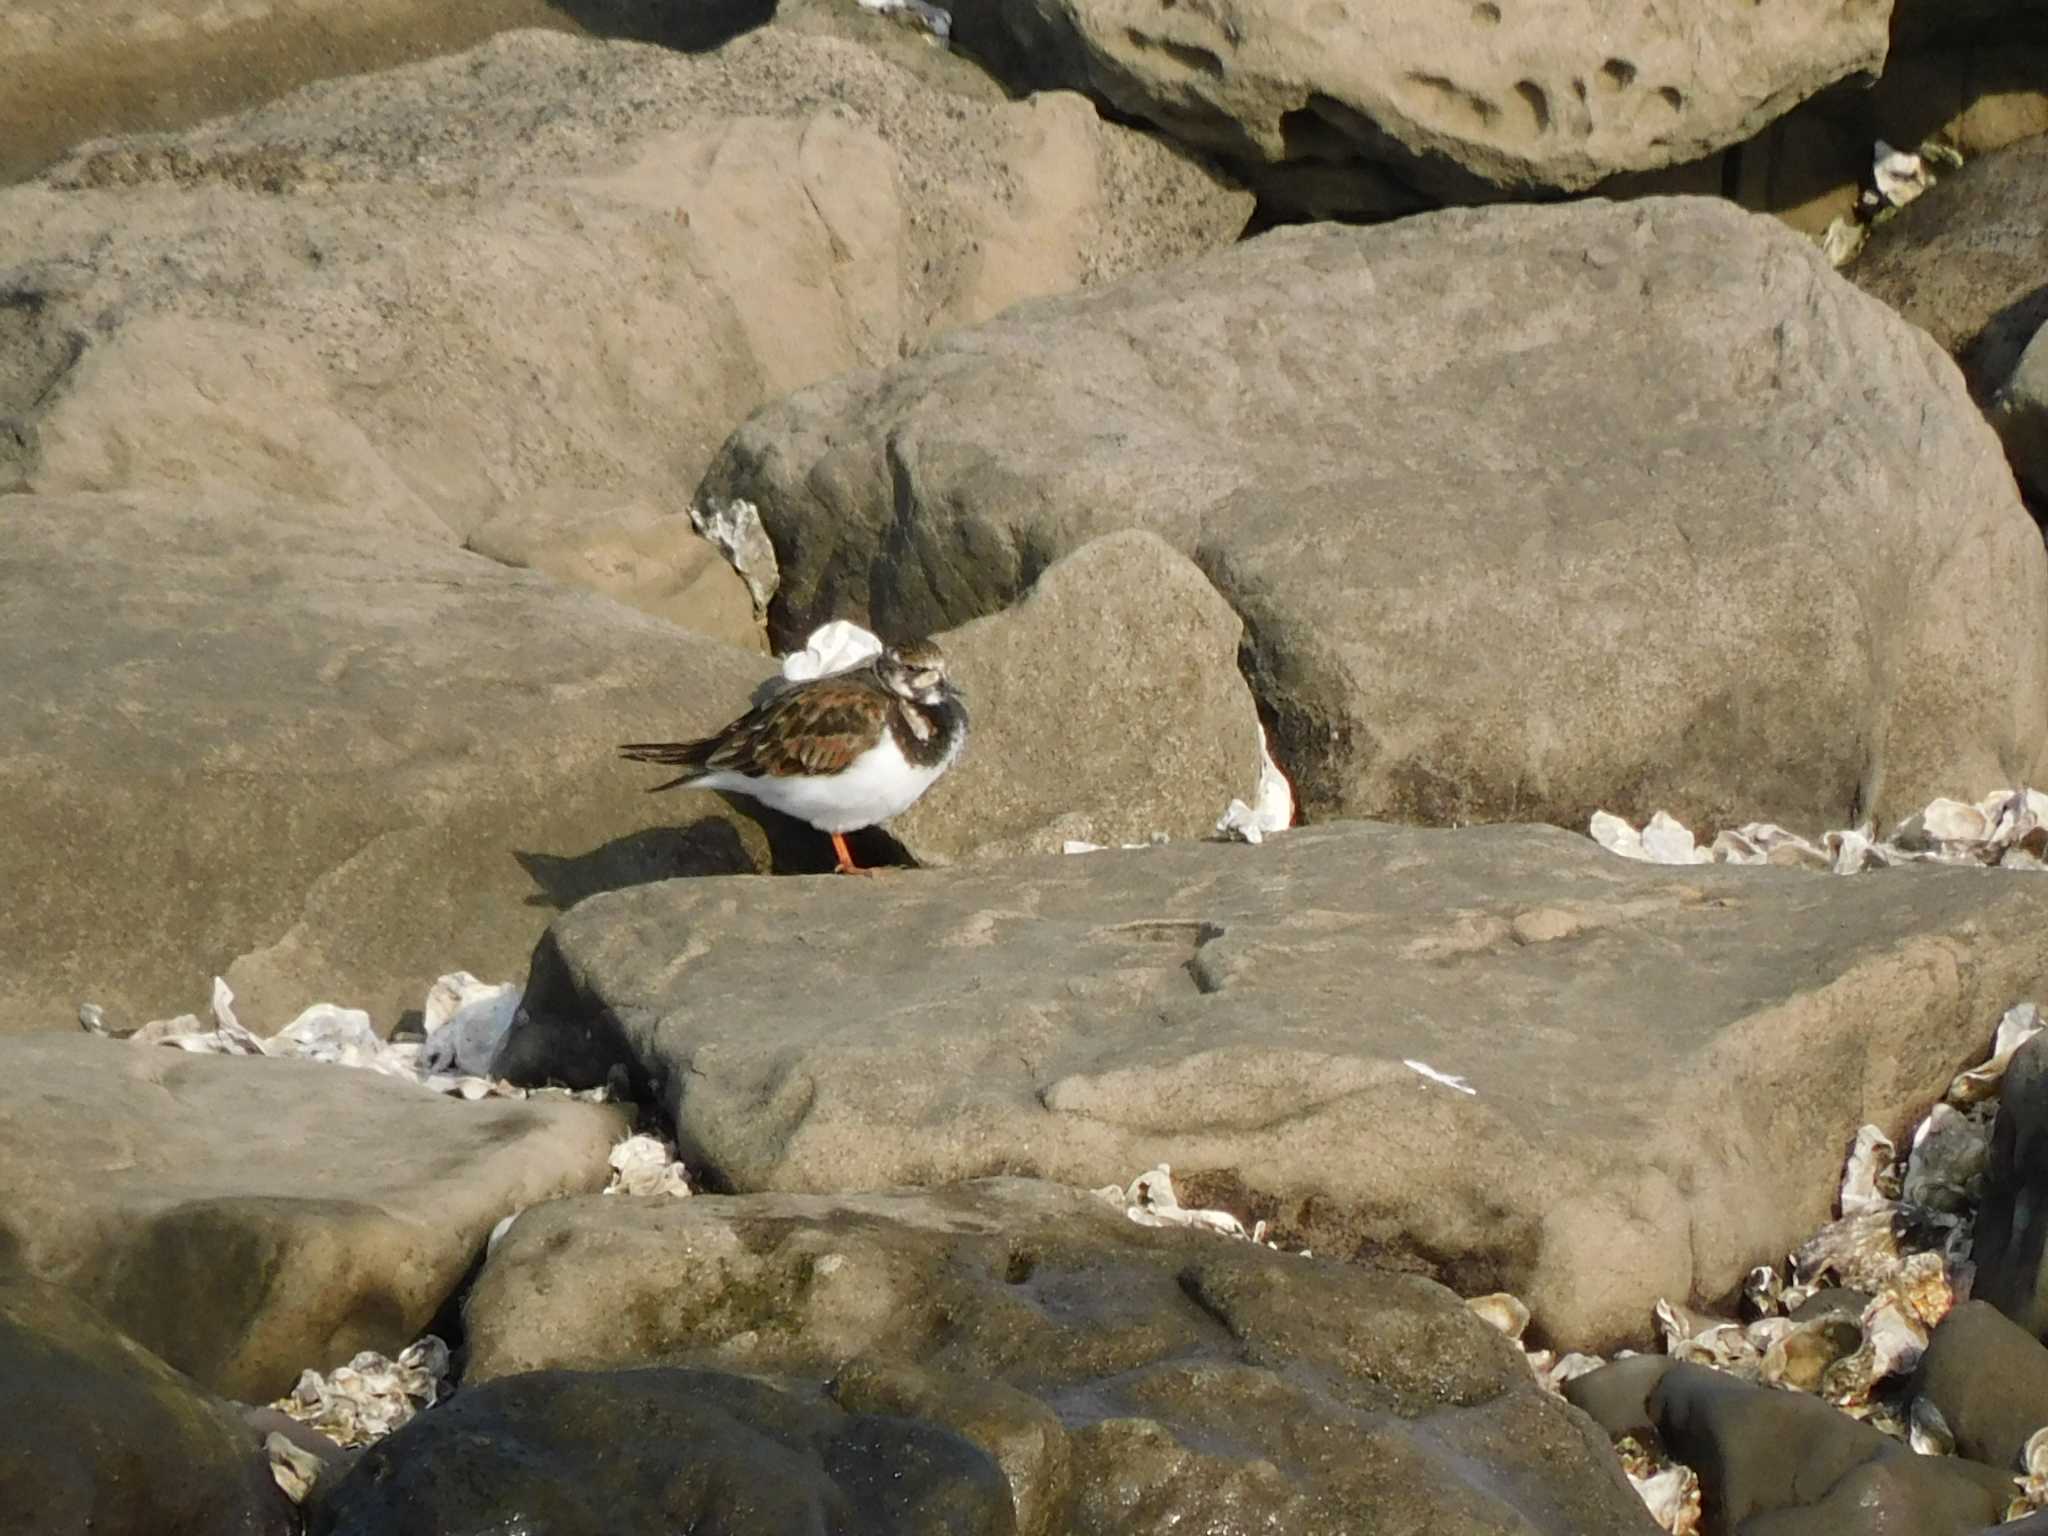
[697,730,955,833]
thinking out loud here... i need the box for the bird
[620,638,967,875]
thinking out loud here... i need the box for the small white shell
[605,1133,692,1198]
[1742,1264,1785,1317]
[1908,1396,1955,1457]
[689,496,779,613]
[1949,1003,2045,1105]
[1467,1292,1531,1342]
[1840,1126,1897,1216]
[1903,1103,1992,1214]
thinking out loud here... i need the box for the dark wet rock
[1564,1355,1675,1442]
[0,1276,291,1536]
[1650,1362,2009,1535]
[1915,1301,2048,1473]
[1996,322,2048,508]
[0,1033,625,1399]
[463,1179,1657,1534]
[1849,136,2048,409]
[306,1366,1016,1536]
[1972,1037,2048,1338]
[501,819,2048,1350]
[1849,135,2048,505]
[701,198,2048,833]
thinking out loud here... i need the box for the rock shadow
[538,0,774,53]
[514,811,913,911]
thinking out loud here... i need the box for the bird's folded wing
[703,676,883,778]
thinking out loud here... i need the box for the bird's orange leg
[830,831,878,876]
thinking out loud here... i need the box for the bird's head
[879,638,950,705]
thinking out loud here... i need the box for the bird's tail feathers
[619,738,716,793]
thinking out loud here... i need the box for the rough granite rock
[0,1030,627,1401]
[700,197,2048,834]
[0,1276,292,1536]
[888,531,1267,863]
[498,820,2048,1350]
[307,1366,1017,1536]
[1913,1300,2048,1474]
[935,0,1891,208]
[0,490,790,1035]
[1970,1036,2048,1339]
[463,1179,1657,1535]
[1649,1362,2011,1536]
[0,27,1250,535]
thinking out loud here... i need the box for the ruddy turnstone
[620,638,967,874]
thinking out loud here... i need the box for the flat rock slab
[504,821,2048,1349]
[701,197,2048,835]
[0,1033,626,1400]
[463,1179,1656,1535]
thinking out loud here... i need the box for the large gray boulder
[499,820,2048,1350]
[463,1179,1657,1535]
[937,0,1890,210]
[701,197,2048,834]
[0,490,785,1035]
[0,1032,626,1400]
[0,26,1250,539]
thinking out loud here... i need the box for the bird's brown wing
[708,674,886,777]
[621,672,885,790]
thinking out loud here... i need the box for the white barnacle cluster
[273,1335,451,1450]
[1591,787,2048,875]
[84,971,592,1102]
[604,1132,693,1197]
